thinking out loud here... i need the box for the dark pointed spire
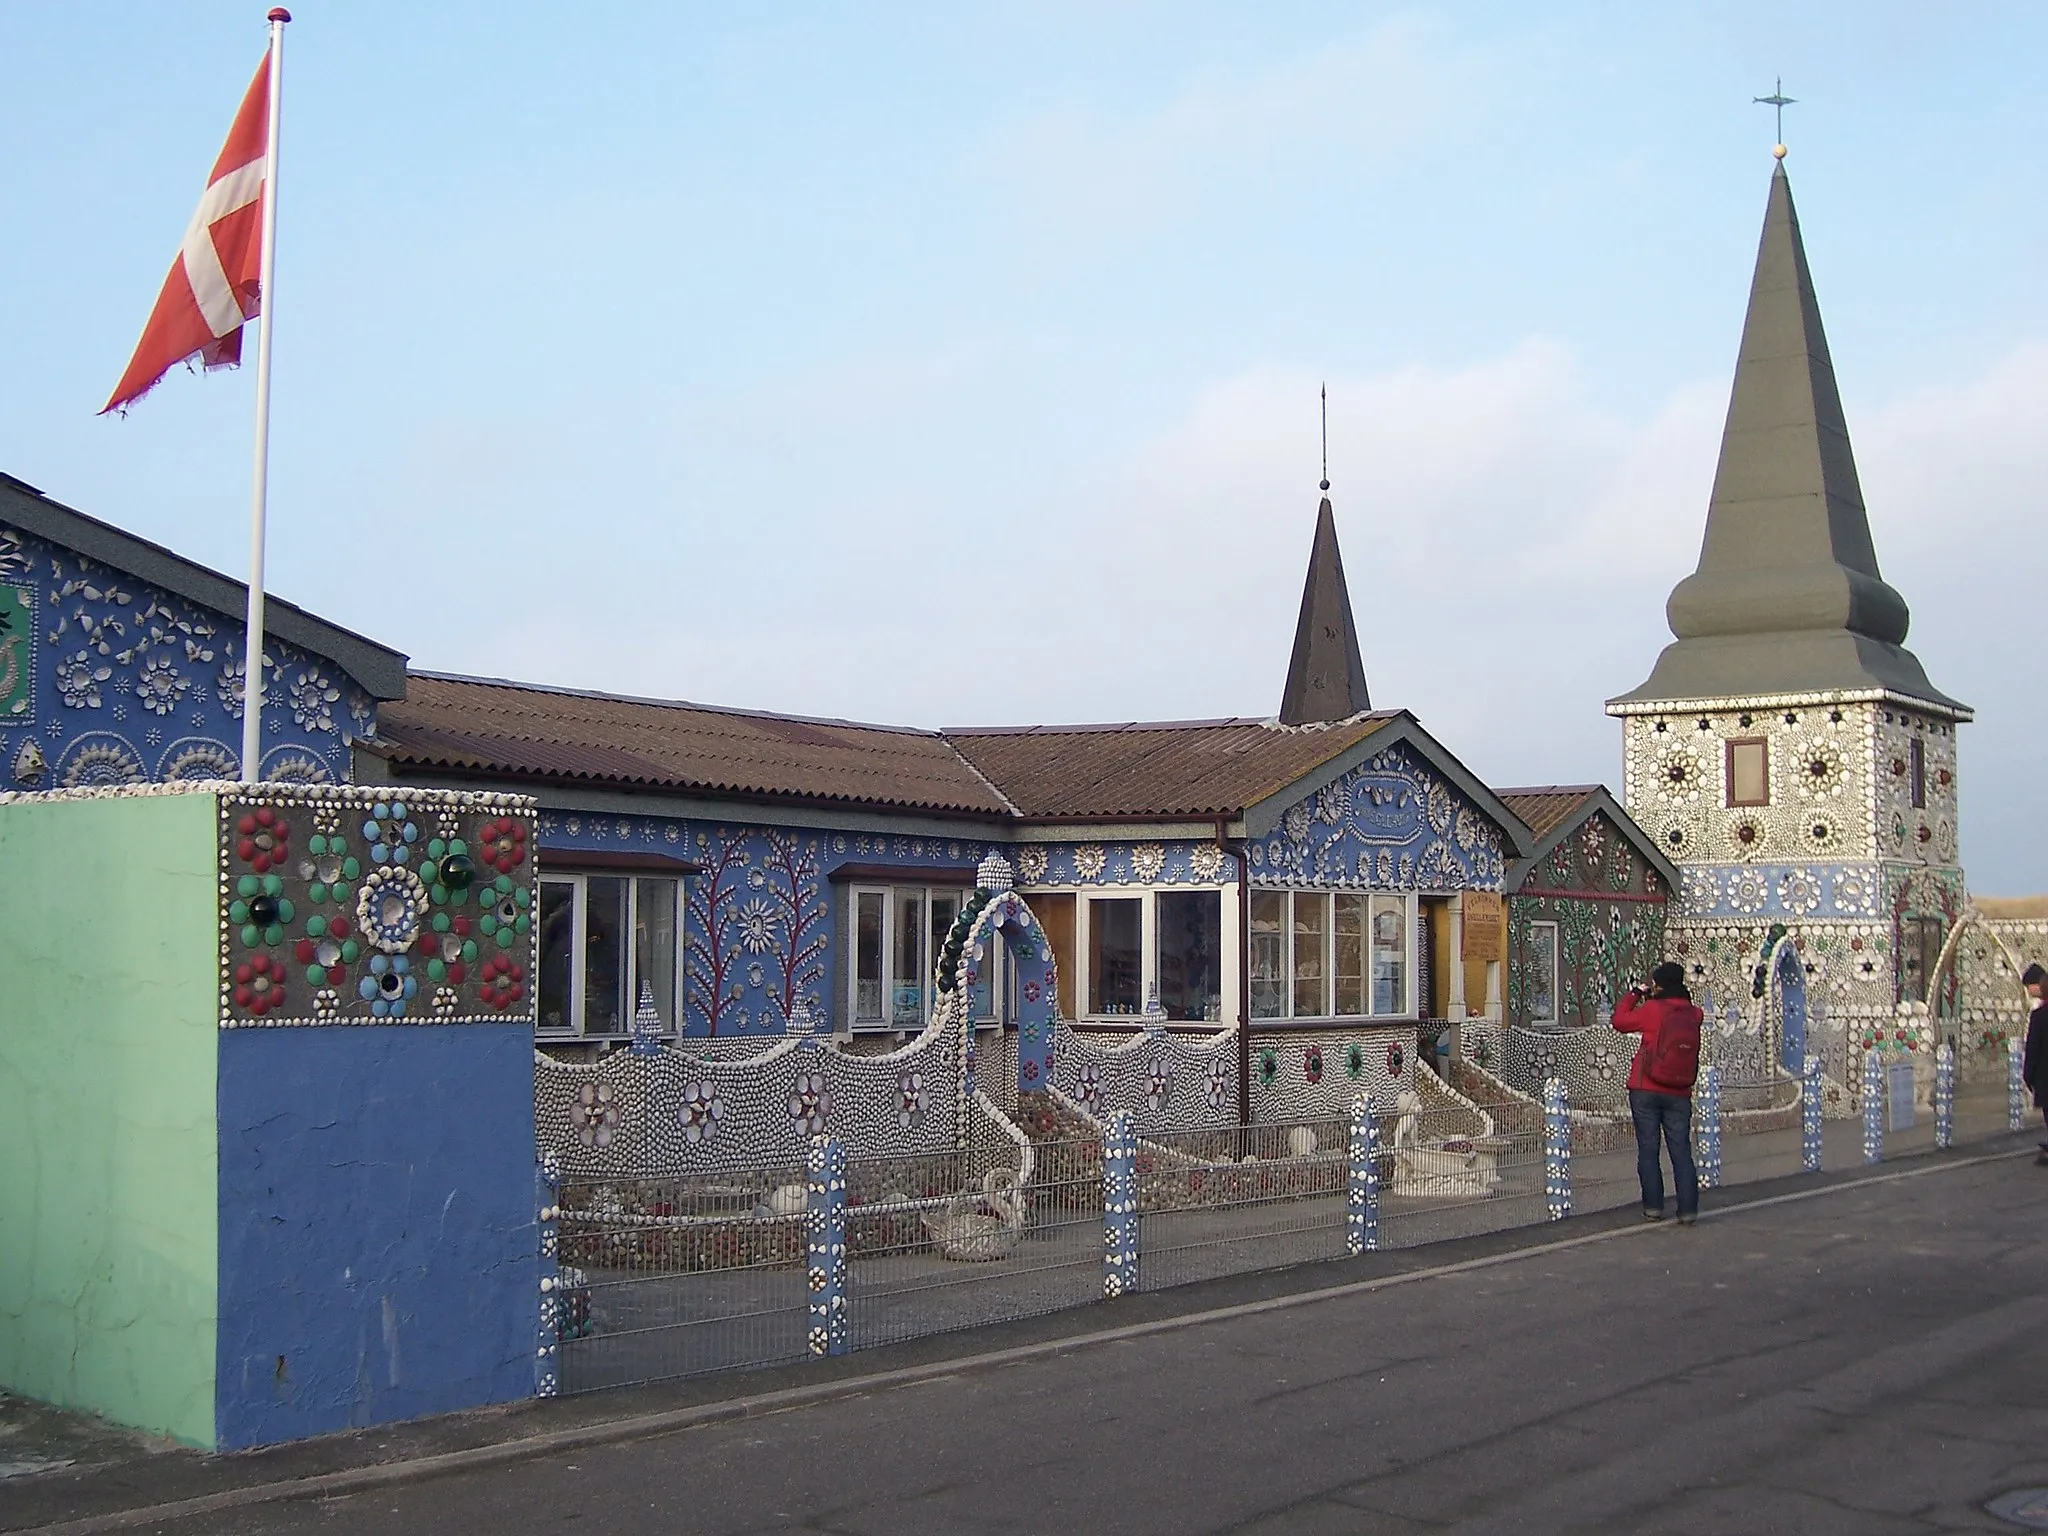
[1615,158,1965,712]
[1280,494,1371,724]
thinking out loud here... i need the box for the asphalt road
[102,1147,2048,1535]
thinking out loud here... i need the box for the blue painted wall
[214,1024,536,1449]
[1250,743,1508,891]
[0,520,370,792]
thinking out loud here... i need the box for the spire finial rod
[1319,383,1330,493]
[1754,76,1795,156]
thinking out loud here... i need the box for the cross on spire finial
[1753,76,1795,155]
[1319,383,1330,492]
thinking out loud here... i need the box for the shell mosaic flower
[1190,843,1225,881]
[54,649,111,709]
[1017,847,1049,884]
[1074,1062,1102,1108]
[1726,814,1766,856]
[232,953,288,1016]
[478,815,528,874]
[1073,845,1106,881]
[1144,1057,1172,1112]
[362,802,418,866]
[679,1080,724,1143]
[1129,843,1165,883]
[1797,738,1845,796]
[1777,868,1822,915]
[1205,1056,1231,1110]
[359,952,418,1017]
[788,1071,832,1136]
[235,806,291,873]
[1303,1044,1325,1085]
[356,865,427,954]
[735,898,779,954]
[135,655,190,716]
[570,1082,620,1148]
[478,953,526,1010]
[897,1069,928,1129]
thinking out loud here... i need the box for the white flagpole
[240,6,289,783]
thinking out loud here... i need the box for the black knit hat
[2025,962,2047,989]
[1651,961,1688,992]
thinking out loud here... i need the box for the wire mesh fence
[1134,1119,1350,1290]
[843,1137,1103,1350]
[546,1055,2032,1396]
[553,1161,813,1394]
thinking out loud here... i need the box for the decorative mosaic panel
[1012,840,1239,889]
[1047,1020,1239,1134]
[0,521,370,792]
[215,785,539,1028]
[1247,1027,1418,1122]
[1244,744,1506,891]
[1505,892,1667,1031]
[534,1017,961,1178]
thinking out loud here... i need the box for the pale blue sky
[1,3,2043,887]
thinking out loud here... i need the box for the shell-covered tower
[1607,156,1973,1099]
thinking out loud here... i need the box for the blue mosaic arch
[1243,741,1511,891]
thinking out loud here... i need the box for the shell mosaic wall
[1047,1020,1240,1134]
[1245,744,1506,892]
[1506,811,1669,1033]
[215,785,539,1029]
[1011,840,1241,889]
[534,1022,962,1179]
[1246,1027,1418,1123]
[0,522,371,793]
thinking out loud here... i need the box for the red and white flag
[102,54,272,414]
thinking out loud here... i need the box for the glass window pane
[1523,920,1558,1024]
[1088,897,1142,1015]
[1910,736,1926,809]
[583,876,628,1034]
[854,892,885,1023]
[1249,891,1287,1020]
[1334,893,1367,1017]
[1292,893,1328,1018]
[1156,890,1223,1022]
[1371,895,1408,1016]
[892,889,925,1025]
[538,879,577,1032]
[1729,740,1768,806]
[632,878,678,1033]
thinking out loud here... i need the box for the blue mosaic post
[1102,1111,1139,1298]
[806,1136,848,1358]
[535,1156,561,1398]
[1801,1057,1823,1173]
[2010,1036,2027,1134]
[1861,1050,1884,1166]
[1695,1064,1723,1190]
[1346,1093,1379,1256]
[1934,1042,1955,1151]
[1542,1078,1571,1222]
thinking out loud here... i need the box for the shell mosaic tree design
[215,785,539,1028]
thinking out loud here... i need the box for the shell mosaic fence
[536,1015,962,1179]
[1248,1028,1418,1124]
[1047,1021,1240,1135]
[214,785,539,1029]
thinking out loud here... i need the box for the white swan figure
[924,1166,1025,1262]
[1390,1087,1500,1199]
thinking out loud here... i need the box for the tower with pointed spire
[1280,492,1371,724]
[1608,155,1972,1092]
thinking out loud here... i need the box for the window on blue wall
[1249,891,1287,1019]
[1087,897,1143,1016]
[536,873,682,1037]
[848,884,986,1032]
[1250,890,1415,1021]
[1155,891,1222,1021]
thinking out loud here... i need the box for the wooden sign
[1462,892,1505,963]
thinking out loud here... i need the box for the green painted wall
[0,792,220,1447]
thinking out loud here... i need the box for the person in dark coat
[2022,963,2048,1163]
[1613,960,1706,1224]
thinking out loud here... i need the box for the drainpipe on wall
[1223,817,1253,1139]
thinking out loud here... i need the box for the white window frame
[847,884,993,1033]
[1523,918,1560,1027]
[536,871,684,1038]
[1246,889,1419,1023]
[1020,882,1234,1026]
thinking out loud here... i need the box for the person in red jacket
[1613,960,1706,1224]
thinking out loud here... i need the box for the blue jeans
[1630,1089,1698,1218]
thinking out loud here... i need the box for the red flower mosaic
[479,816,528,875]
[479,953,526,1010]
[235,807,291,873]
[233,954,287,1015]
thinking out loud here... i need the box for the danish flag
[102,54,272,414]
